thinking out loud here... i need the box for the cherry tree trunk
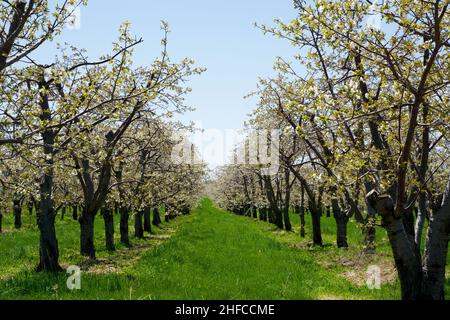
[335,216,349,248]
[60,206,66,220]
[332,200,349,248]
[260,207,267,221]
[258,208,263,221]
[135,210,144,239]
[300,207,306,238]
[143,207,152,233]
[72,205,78,221]
[421,176,450,300]
[283,206,292,231]
[252,206,258,219]
[402,206,416,241]
[120,207,130,246]
[102,208,115,252]
[36,84,62,272]
[274,207,284,229]
[267,207,274,224]
[310,206,323,246]
[368,192,422,299]
[27,201,34,217]
[283,169,292,231]
[152,207,161,226]
[37,210,62,272]
[385,214,422,299]
[79,211,96,259]
[36,145,62,271]
[13,199,22,229]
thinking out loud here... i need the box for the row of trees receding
[213,0,449,300]
[0,1,206,272]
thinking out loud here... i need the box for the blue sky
[37,0,300,131]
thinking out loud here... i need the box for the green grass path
[0,199,402,300]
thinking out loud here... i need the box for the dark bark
[143,207,152,233]
[402,205,416,241]
[299,184,306,238]
[252,206,258,219]
[422,175,450,300]
[120,207,130,246]
[283,168,292,231]
[152,207,161,226]
[332,199,349,248]
[300,206,306,238]
[75,127,127,259]
[283,206,292,231]
[36,81,62,272]
[72,205,78,221]
[267,207,274,224]
[274,207,284,229]
[383,214,422,299]
[366,173,450,300]
[27,201,34,216]
[0,1,28,72]
[264,177,284,229]
[60,206,66,220]
[258,208,264,221]
[261,207,268,222]
[367,191,422,300]
[37,206,62,272]
[79,210,96,259]
[135,210,144,239]
[287,167,322,245]
[310,202,323,246]
[13,199,22,229]
[335,216,349,248]
[165,214,170,223]
[102,208,115,252]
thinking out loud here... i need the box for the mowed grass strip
[1,199,404,300]
[127,199,399,300]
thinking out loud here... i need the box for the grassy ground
[0,200,448,300]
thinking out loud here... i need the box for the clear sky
[34,0,303,168]
[36,0,299,131]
